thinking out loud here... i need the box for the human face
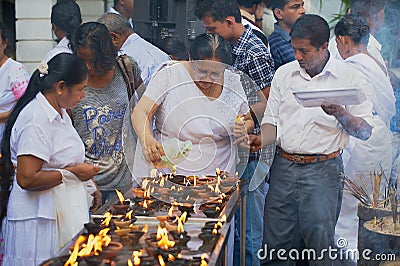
[276,0,305,30]
[77,47,98,76]
[201,15,234,42]
[291,38,328,77]
[192,59,225,90]
[123,0,134,18]
[60,79,88,109]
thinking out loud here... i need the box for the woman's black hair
[0,53,88,226]
[335,14,370,46]
[51,0,82,52]
[189,33,232,65]
[157,36,189,61]
[74,22,117,74]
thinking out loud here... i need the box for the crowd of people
[0,0,398,265]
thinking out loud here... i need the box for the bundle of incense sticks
[341,174,372,206]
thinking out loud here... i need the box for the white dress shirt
[43,37,72,62]
[120,33,170,84]
[262,55,374,154]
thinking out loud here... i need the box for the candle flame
[157,227,175,250]
[216,168,221,176]
[128,258,133,266]
[156,225,163,240]
[221,214,227,222]
[186,195,190,200]
[64,235,86,265]
[215,184,221,194]
[142,224,149,233]
[194,177,197,187]
[180,211,187,223]
[168,254,175,261]
[115,189,125,203]
[201,253,209,266]
[215,222,223,229]
[158,255,166,266]
[125,210,133,220]
[171,185,176,191]
[177,218,184,234]
[141,179,150,189]
[168,205,174,217]
[132,250,143,266]
[212,228,218,235]
[217,175,221,186]
[160,176,165,187]
[216,206,220,211]
[101,212,112,227]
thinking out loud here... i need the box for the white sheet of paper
[293,87,367,108]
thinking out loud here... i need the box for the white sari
[335,54,395,259]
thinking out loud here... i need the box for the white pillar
[15,0,106,74]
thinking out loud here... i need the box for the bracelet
[255,17,263,22]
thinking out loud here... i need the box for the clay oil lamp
[128,224,148,249]
[145,225,163,248]
[171,218,191,249]
[177,201,194,217]
[165,211,187,232]
[198,230,219,252]
[202,205,222,218]
[113,189,130,214]
[113,210,137,229]
[158,205,177,227]
[157,227,181,260]
[84,222,102,235]
[134,199,154,216]
[98,241,123,260]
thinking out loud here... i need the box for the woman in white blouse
[0,22,30,140]
[0,53,100,265]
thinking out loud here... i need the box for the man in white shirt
[236,14,374,265]
[98,12,170,85]
[108,0,134,29]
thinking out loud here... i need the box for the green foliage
[319,0,351,24]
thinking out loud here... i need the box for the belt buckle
[292,154,305,163]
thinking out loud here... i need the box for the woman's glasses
[192,63,224,81]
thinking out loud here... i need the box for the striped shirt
[269,23,295,70]
[232,25,275,164]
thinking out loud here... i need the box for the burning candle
[216,168,221,176]
[132,250,143,266]
[168,205,174,218]
[158,255,166,266]
[201,253,209,266]
[115,189,125,204]
[101,212,113,227]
